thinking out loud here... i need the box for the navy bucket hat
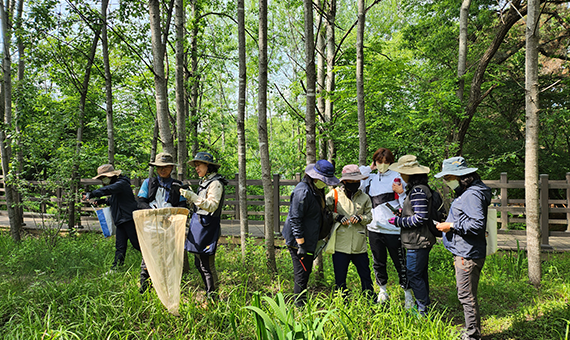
[434,156,478,178]
[305,159,340,186]
[188,152,220,170]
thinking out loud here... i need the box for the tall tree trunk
[304,0,316,165]
[188,0,200,157]
[237,0,249,263]
[149,0,175,155]
[316,0,326,160]
[525,0,541,288]
[456,0,471,102]
[175,0,187,179]
[356,0,366,166]
[258,0,276,273]
[101,0,115,165]
[69,20,102,229]
[325,0,336,164]
[149,119,159,179]
[0,0,22,241]
[13,0,25,228]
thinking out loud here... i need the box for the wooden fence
[2,172,570,247]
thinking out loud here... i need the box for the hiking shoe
[139,279,150,294]
[377,291,389,304]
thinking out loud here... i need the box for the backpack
[415,185,447,238]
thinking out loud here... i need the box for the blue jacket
[282,177,324,253]
[442,179,492,259]
[90,175,138,226]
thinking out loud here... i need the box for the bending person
[435,157,491,340]
[84,164,140,271]
[325,164,374,301]
[282,160,339,307]
[180,152,228,300]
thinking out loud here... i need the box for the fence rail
[2,172,570,247]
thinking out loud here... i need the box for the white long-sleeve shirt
[359,166,406,234]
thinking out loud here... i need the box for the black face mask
[343,182,360,193]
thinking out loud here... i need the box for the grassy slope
[0,231,568,339]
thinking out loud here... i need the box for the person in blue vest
[436,157,491,340]
[180,152,228,300]
[282,159,339,307]
[137,152,187,293]
[84,164,140,270]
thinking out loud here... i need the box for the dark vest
[400,184,436,249]
[147,177,183,207]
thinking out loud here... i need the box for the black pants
[114,220,140,267]
[332,252,374,297]
[368,231,408,289]
[288,247,314,307]
[194,253,218,293]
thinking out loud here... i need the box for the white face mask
[377,163,390,173]
[102,177,111,185]
[446,180,459,190]
[314,180,327,189]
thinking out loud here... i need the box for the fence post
[235,172,240,220]
[566,173,570,233]
[539,174,550,247]
[273,174,280,233]
[295,172,301,182]
[500,172,508,230]
[40,185,47,214]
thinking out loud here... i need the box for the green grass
[0,232,569,339]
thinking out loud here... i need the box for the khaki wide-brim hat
[93,164,122,179]
[388,155,430,175]
[150,152,177,167]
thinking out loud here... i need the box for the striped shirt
[394,187,429,228]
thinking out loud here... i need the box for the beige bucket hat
[93,164,122,179]
[150,152,177,167]
[388,155,430,175]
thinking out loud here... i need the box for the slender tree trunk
[525,0,541,288]
[0,0,22,241]
[237,0,249,263]
[258,0,276,273]
[149,0,175,155]
[69,22,102,229]
[175,0,187,179]
[13,0,25,228]
[325,0,336,164]
[149,119,159,179]
[316,0,326,160]
[456,0,471,103]
[304,0,316,165]
[189,0,200,157]
[356,0,366,166]
[101,0,115,165]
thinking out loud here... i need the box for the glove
[388,217,396,225]
[297,243,313,257]
[350,215,362,224]
[172,182,190,190]
[336,215,349,224]
[84,192,91,200]
[180,188,199,203]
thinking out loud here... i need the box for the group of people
[84,148,490,340]
[282,149,491,340]
[84,151,227,299]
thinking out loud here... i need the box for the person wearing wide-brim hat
[180,151,228,300]
[387,155,435,316]
[282,159,339,307]
[84,164,140,270]
[137,152,187,293]
[435,157,491,340]
[324,164,375,301]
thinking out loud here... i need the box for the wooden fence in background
[1,172,569,247]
